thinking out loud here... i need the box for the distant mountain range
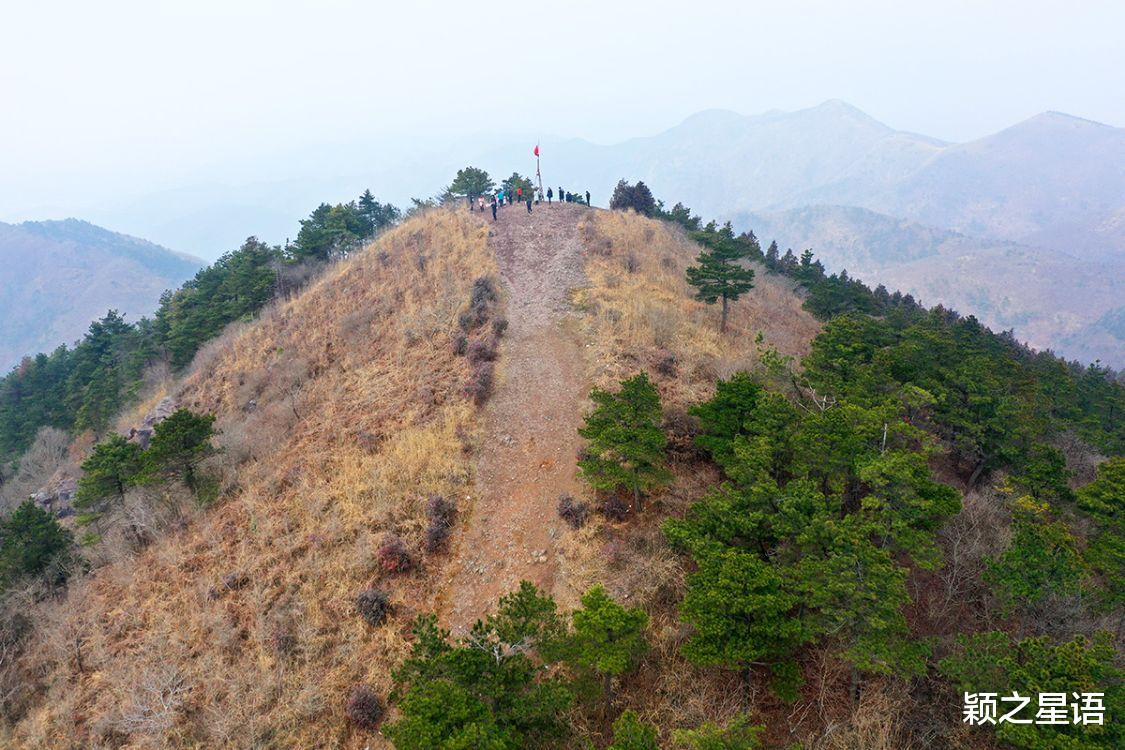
[0,219,201,373]
[11,101,1122,366]
[502,101,1123,365]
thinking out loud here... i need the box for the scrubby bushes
[463,362,495,405]
[458,276,500,333]
[453,275,504,406]
[466,337,498,364]
[355,588,390,627]
[376,534,413,574]
[557,493,590,529]
[344,684,385,730]
[423,496,456,553]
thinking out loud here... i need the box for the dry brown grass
[574,209,821,405]
[10,209,496,749]
[554,209,825,742]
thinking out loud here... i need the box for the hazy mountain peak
[1023,110,1114,129]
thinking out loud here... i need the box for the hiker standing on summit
[585,190,591,206]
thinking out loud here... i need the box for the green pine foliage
[671,713,762,749]
[984,496,1086,612]
[73,433,143,526]
[292,195,399,263]
[384,584,572,750]
[607,710,660,750]
[135,409,216,493]
[0,500,74,589]
[803,311,1125,482]
[685,222,757,333]
[609,180,657,216]
[578,373,671,513]
[1076,458,1125,611]
[448,166,496,200]
[940,631,1123,750]
[666,375,959,698]
[570,585,649,716]
[155,237,283,368]
[500,173,535,199]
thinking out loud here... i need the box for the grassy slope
[13,210,494,749]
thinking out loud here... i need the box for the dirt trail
[443,201,589,634]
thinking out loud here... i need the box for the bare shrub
[663,405,701,458]
[355,589,390,627]
[458,275,499,331]
[464,362,495,405]
[624,252,639,273]
[815,682,914,750]
[338,308,378,343]
[602,537,627,567]
[118,665,191,736]
[344,684,384,730]
[491,317,509,336]
[268,622,299,657]
[654,351,677,378]
[273,259,320,299]
[376,534,413,574]
[423,496,457,554]
[937,487,1010,618]
[557,494,590,529]
[0,593,34,721]
[466,337,499,365]
[600,494,631,522]
[0,426,71,513]
[451,332,468,356]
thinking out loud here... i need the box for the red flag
[534,144,540,157]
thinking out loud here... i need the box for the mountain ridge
[0,219,202,373]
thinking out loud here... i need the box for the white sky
[2,0,1123,220]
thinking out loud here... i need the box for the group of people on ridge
[470,185,591,221]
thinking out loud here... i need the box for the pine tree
[74,433,143,526]
[984,496,1086,614]
[685,224,756,333]
[447,166,495,200]
[0,500,73,588]
[609,180,656,216]
[941,631,1123,750]
[1077,457,1124,612]
[357,189,400,236]
[385,584,572,749]
[607,711,660,750]
[578,373,670,512]
[570,586,649,716]
[671,713,762,749]
[136,409,216,493]
[500,172,535,199]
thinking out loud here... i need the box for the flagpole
[535,140,543,198]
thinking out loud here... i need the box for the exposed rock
[125,395,177,449]
[30,470,77,518]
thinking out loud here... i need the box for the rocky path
[443,201,589,634]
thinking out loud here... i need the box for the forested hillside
[0,220,202,374]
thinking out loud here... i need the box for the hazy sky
[2,0,1123,220]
